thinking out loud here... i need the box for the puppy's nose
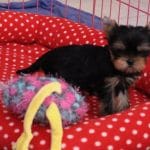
[127,59,134,66]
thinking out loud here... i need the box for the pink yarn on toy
[2,75,88,126]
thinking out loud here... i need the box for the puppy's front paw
[112,91,130,113]
[100,91,130,116]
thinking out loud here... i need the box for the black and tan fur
[16,18,150,115]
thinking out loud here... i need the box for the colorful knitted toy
[2,75,87,127]
[14,82,63,150]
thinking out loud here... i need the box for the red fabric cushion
[0,11,107,48]
[0,11,150,150]
[135,57,150,96]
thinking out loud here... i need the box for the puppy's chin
[124,67,137,74]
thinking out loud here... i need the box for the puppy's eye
[137,43,150,52]
[113,48,125,52]
[112,42,125,51]
[138,51,150,57]
[111,49,125,58]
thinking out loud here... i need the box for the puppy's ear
[145,22,150,36]
[103,17,117,37]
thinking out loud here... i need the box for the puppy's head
[103,17,150,74]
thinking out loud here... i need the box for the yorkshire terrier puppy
[16,19,150,115]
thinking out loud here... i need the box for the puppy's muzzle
[126,59,134,66]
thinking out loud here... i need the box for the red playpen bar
[5,0,150,27]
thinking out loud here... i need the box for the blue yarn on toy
[2,75,88,126]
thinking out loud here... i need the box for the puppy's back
[41,45,114,77]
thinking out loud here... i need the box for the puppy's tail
[16,59,41,75]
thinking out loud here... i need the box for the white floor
[58,0,150,26]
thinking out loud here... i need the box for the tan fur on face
[113,57,146,73]
[113,57,128,72]
[133,57,146,72]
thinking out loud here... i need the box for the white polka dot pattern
[0,11,149,150]
[0,11,107,49]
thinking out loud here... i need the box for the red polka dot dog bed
[0,11,150,150]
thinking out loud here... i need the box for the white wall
[58,0,150,26]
